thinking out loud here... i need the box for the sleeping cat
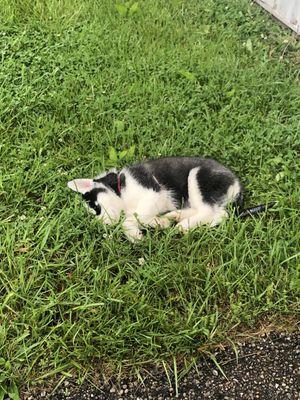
[68,156,274,241]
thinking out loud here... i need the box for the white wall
[255,0,300,34]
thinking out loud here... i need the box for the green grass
[0,0,299,395]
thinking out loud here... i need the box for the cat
[68,156,275,241]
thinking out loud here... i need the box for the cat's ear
[67,179,94,194]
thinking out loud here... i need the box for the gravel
[23,331,299,400]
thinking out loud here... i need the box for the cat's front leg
[164,208,197,222]
[134,196,172,229]
[139,215,171,228]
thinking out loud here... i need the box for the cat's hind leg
[175,166,232,233]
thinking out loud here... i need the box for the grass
[0,0,299,396]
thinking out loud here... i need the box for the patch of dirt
[24,331,299,400]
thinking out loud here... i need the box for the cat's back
[144,156,236,181]
[126,156,241,207]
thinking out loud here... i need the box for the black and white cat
[68,157,273,241]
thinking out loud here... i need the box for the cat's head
[67,171,123,224]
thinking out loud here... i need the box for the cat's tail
[236,201,277,219]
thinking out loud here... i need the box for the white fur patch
[226,180,241,202]
[96,190,123,224]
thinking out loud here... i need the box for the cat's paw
[125,228,144,242]
[164,211,182,222]
[140,216,171,229]
[175,219,190,234]
[152,216,171,228]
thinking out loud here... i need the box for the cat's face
[67,178,122,224]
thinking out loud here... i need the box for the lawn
[0,0,299,396]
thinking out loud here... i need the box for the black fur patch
[128,164,161,192]
[82,188,106,215]
[144,157,199,205]
[118,173,126,193]
[94,173,125,196]
[196,165,235,205]
[232,192,244,216]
